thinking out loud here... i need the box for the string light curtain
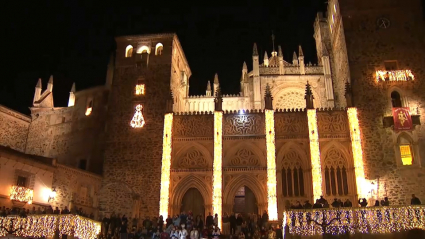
[307,109,323,200]
[212,111,223,229]
[265,109,278,221]
[159,113,173,218]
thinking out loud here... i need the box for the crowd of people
[99,210,285,239]
[0,205,94,219]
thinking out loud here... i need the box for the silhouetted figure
[331,199,341,208]
[343,199,352,207]
[411,194,422,205]
[381,197,390,206]
[374,200,380,206]
[358,198,368,207]
[303,200,312,209]
[313,200,322,209]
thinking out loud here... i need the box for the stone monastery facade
[0,0,424,224]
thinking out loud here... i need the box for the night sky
[2,1,327,114]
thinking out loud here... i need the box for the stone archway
[181,188,205,219]
[170,174,212,218]
[223,174,267,215]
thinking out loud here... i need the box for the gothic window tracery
[323,148,348,196]
[230,148,259,166]
[281,149,305,197]
[178,149,208,168]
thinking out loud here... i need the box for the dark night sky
[2,1,327,115]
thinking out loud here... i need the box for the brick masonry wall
[0,107,30,152]
[339,0,425,204]
[100,35,175,218]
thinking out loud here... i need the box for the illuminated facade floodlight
[307,109,323,200]
[212,111,223,229]
[265,109,278,221]
[159,113,173,218]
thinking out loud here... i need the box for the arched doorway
[233,186,258,216]
[181,188,205,218]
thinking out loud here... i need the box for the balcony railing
[284,205,425,237]
[9,186,33,204]
[0,214,101,239]
[376,70,414,82]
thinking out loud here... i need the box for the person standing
[261,211,268,229]
[222,212,230,235]
[206,212,214,228]
[229,213,237,235]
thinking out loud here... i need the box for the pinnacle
[36,78,42,88]
[206,81,211,91]
[48,75,53,84]
[214,73,219,84]
[322,42,329,56]
[264,51,269,60]
[292,51,297,60]
[243,61,247,69]
[278,46,283,57]
[298,45,304,57]
[70,82,76,92]
[253,43,258,56]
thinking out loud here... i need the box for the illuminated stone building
[0,0,424,234]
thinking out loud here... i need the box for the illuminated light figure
[85,107,92,116]
[212,111,223,229]
[265,109,278,221]
[130,104,146,128]
[159,113,173,218]
[10,186,33,204]
[347,108,367,198]
[307,109,323,200]
[375,70,415,82]
[135,84,145,95]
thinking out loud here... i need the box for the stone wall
[100,34,176,219]
[0,106,30,152]
[339,0,425,204]
[52,164,102,218]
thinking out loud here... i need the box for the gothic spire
[47,75,53,92]
[214,73,219,84]
[298,45,304,57]
[305,81,314,109]
[292,51,298,61]
[70,82,76,92]
[36,78,42,88]
[278,46,283,57]
[206,81,211,91]
[243,61,247,70]
[253,43,258,56]
[264,51,269,60]
[264,84,273,110]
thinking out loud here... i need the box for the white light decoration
[135,84,145,95]
[265,109,278,221]
[376,70,414,82]
[159,113,173,218]
[130,104,145,128]
[10,186,33,204]
[213,111,223,229]
[347,107,367,198]
[307,109,323,200]
[284,206,425,236]
[85,107,92,116]
[0,214,100,239]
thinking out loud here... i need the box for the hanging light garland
[283,205,425,236]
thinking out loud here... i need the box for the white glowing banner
[159,113,173,218]
[265,109,278,221]
[347,108,367,198]
[213,111,223,229]
[307,109,323,200]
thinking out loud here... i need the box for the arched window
[281,150,305,197]
[324,148,349,196]
[391,91,402,107]
[155,43,163,55]
[125,45,133,58]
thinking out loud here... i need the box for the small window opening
[85,99,93,116]
[391,91,402,107]
[17,176,27,187]
[79,159,87,170]
[125,45,133,58]
[400,145,413,165]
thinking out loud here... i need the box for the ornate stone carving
[174,115,214,137]
[223,114,264,135]
[230,148,260,166]
[274,90,306,110]
[275,112,308,138]
[259,67,279,75]
[178,149,208,168]
[281,149,304,169]
[317,111,350,138]
[324,147,347,168]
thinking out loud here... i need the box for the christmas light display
[284,205,425,236]
[159,113,173,218]
[9,186,33,204]
[307,109,323,200]
[0,215,100,239]
[213,111,223,229]
[347,108,367,198]
[130,104,146,128]
[376,70,414,82]
[265,109,278,221]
